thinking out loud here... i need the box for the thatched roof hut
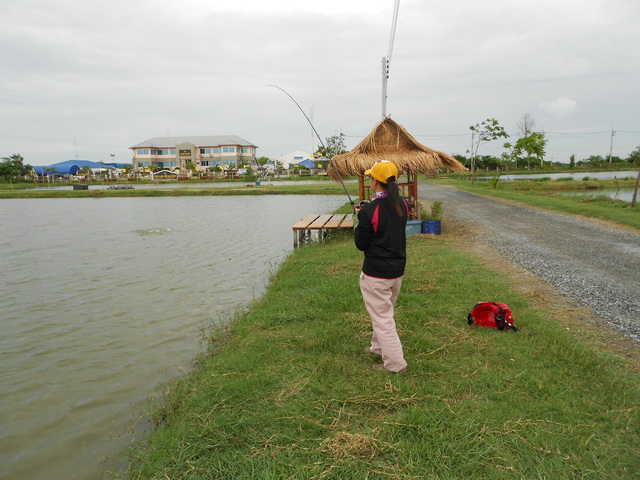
[328,117,466,179]
[328,117,466,219]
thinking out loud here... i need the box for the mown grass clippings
[125,224,640,480]
[318,431,388,461]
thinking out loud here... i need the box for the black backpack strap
[494,302,519,332]
[493,303,506,330]
[467,303,482,325]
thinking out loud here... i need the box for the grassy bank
[0,183,360,199]
[433,177,640,231]
[126,226,639,479]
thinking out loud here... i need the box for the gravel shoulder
[419,182,640,356]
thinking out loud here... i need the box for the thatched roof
[328,117,466,179]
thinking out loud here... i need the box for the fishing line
[387,0,400,62]
[267,84,355,209]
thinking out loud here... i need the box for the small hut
[328,117,466,218]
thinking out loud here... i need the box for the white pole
[382,56,388,118]
[608,129,616,163]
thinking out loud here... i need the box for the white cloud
[540,98,578,120]
[1,0,639,164]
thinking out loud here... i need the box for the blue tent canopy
[33,160,125,175]
[34,164,80,175]
[296,159,316,169]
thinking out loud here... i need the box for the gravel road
[419,182,640,344]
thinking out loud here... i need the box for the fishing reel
[354,200,369,212]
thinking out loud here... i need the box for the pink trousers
[359,272,407,372]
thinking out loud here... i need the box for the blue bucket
[406,220,422,236]
[421,220,441,235]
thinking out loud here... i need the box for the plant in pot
[420,200,443,234]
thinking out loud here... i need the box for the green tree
[570,154,576,169]
[469,118,509,173]
[580,155,605,166]
[501,131,546,170]
[516,113,537,169]
[627,145,640,166]
[316,133,347,159]
[513,131,547,169]
[79,165,92,178]
[0,154,27,178]
[501,144,516,169]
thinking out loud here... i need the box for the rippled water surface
[0,195,344,479]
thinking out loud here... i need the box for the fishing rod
[267,84,355,210]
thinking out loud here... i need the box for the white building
[130,135,258,172]
[276,150,314,169]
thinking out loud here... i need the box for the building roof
[277,149,313,160]
[329,117,466,179]
[295,159,316,169]
[130,135,257,149]
[33,160,127,175]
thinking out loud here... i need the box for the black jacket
[354,197,408,279]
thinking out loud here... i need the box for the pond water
[476,170,638,181]
[560,189,636,202]
[0,195,345,480]
[35,179,354,191]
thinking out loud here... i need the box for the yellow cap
[364,160,399,184]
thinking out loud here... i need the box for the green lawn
[433,177,640,231]
[125,224,639,479]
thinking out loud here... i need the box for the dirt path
[418,182,640,358]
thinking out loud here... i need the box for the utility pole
[541,127,545,168]
[381,57,389,118]
[608,128,616,163]
[470,131,475,173]
[309,102,315,153]
[632,169,639,208]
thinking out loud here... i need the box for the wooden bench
[292,213,354,247]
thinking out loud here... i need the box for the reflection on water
[475,170,637,181]
[560,189,635,202]
[0,195,345,480]
[35,179,353,190]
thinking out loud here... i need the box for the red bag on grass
[467,302,518,331]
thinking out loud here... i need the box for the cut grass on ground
[126,226,639,480]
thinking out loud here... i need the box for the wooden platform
[292,213,354,247]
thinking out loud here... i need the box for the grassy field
[433,177,640,231]
[125,220,639,479]
[0,182,360,199]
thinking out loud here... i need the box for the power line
[545,131,610,136]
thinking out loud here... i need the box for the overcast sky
[2,0,639,166]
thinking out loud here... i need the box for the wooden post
[631,169,640,208]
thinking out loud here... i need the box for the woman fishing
[354,160,408,374]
